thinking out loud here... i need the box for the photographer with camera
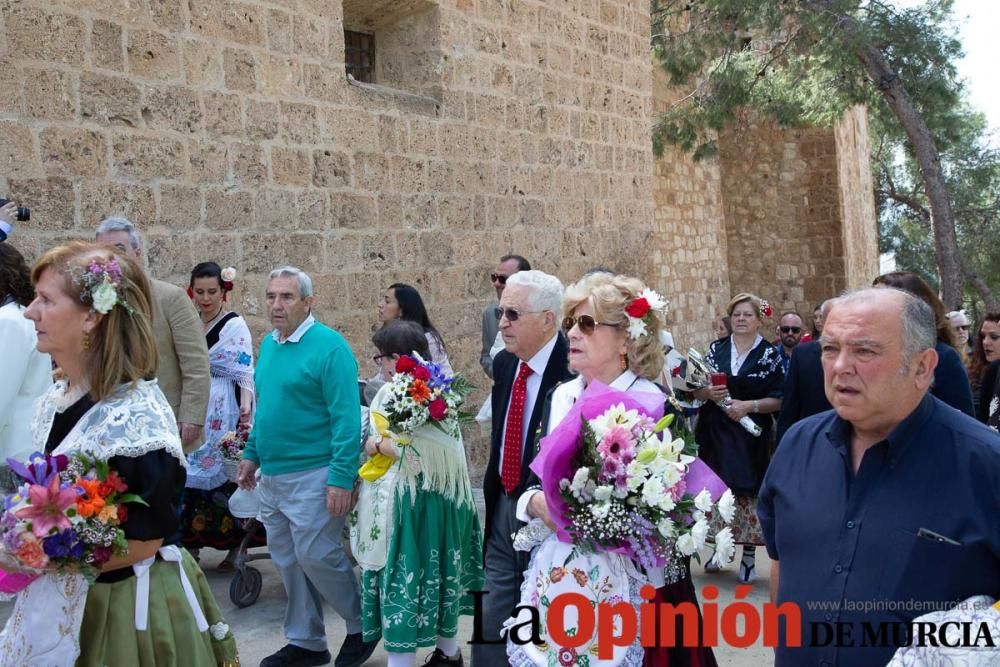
[0,198,29,242]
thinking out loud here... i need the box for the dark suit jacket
[775,341,831,445]
[483,336,572,544]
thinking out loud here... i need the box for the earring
[620,353,628,370]
[83,330,91,351]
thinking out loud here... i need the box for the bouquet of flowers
[218,424,250,482]
[670,348,762,436]
[0,451,148,592]
[531,382,736,571]
[358,354,473,482]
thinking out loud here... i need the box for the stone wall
[1,0,658,475]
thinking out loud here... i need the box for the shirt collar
[825,392,936,460]
[271,314,315,344]
[609,369,640,391]
[523,333,559,376]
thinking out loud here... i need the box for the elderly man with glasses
[473,270,573,667]
[480,255,531,379]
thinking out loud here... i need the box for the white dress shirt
[0,302,53,463]
[498,333,559,478]
[271,313,316,344]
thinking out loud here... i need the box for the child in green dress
[351,320,484,667]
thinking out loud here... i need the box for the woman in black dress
[693,293,783,584]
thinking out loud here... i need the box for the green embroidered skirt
[361,486,484,653]
[76,547,239,666]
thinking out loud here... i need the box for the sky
[950,0,1000,135]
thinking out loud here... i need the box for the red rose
[411,365,431,381]
[625,297,650,318]
[428,398,448,421]
[764,305,773,317]
[395,355,417,374]
[671,365,681,377]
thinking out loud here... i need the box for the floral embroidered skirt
[76,547,239,666]
[709,495,764,546]
[360,486,484,653]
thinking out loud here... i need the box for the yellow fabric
[357,411,409,482]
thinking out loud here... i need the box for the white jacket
[0,301,52,462]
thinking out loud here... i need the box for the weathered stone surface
[40,127,108,177]
[127,29,182,81]
[91,20,125,71]
[23,70,77,121]
[5,6,85,64]
[79,180,156,230]
[112,133,186,179]
[81,72,143,126]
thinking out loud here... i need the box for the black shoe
[423,648,464,666]
[260,644,331,667]
[333,633,379,667]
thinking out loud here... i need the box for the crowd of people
[0,200,998,667]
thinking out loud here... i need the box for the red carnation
[411,365,431,381]
[395,355,417,374]
[428,398,448,421]
[671,366,681,377]
[625,297,650,318]
[762,304,773,317]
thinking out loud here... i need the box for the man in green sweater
[237,266,377,667]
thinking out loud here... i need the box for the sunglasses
[562,315,619,335]
[496,306,544,322]
[779,326,802,334]
[490,273,509,285]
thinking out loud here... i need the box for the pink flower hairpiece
[69,258,134,315]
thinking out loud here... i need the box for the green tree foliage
[651,0,994,306]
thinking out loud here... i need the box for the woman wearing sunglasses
[517,272,719,667]
[693,293,783,584]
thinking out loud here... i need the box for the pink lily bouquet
[0,451,147,593]
[531,382,736,571]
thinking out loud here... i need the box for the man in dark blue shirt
[758,287,1000,667]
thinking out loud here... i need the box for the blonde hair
[32,242,158,401]
[563,273,664,380]
[727,292,764,319]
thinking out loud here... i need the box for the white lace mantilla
[33,379,187,465]
[0,379,185,665]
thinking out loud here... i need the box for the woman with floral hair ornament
[0,242,237,665]
[516,272,729,667]
[692,293,783,584]
[180,261,260,571]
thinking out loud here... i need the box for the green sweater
[243,321,360,489]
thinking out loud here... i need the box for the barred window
[345,30,375,83]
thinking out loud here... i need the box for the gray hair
[826,287,936,366]
[505,270,564,314]
[268,266,313,298]
[95,216,142,250]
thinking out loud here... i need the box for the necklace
[202,306,226,331]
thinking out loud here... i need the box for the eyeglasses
[779,326,802,334]
[562,315,619,335]
[371,353,388,363]
[496,306,544,322]
[490,273,509,285]
[956,325,971,331]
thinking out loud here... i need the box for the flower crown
[759,299,773,319]
[70,258,134,315]
[623,289,669,340]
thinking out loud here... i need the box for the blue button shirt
[758,394,1000,666]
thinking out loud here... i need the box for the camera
[0,198,30,221]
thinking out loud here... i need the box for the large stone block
[334,192,377,230]
[112,133,186,179]
[149,0,186,31]
[202,91,243,137]
[205,190,254,230]
[182,39,225,87]
[79,180,156,229]
[157,183,204,228]
[23,69,77,121]
[223,48,259,92]
[266,8,294,53]
[280,102,319,143]
[8,178,75,231]
[91,20,125,71]
[141,85,202,133]
[244,99,280,141]
[5,6,85,65]
[0,122,42,179]
[189,0,265,46]
[255,188,299,230]
[40,126,108,177]
[188,140,228,183]
[127,30,182,81]
[312,149,350,188]
[270,146,312,187]
[230,142,268,187]
[259,54,303,97]
[80,72,143,126]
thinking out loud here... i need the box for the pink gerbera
[15,476,77,537]
[597,425,636,463]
